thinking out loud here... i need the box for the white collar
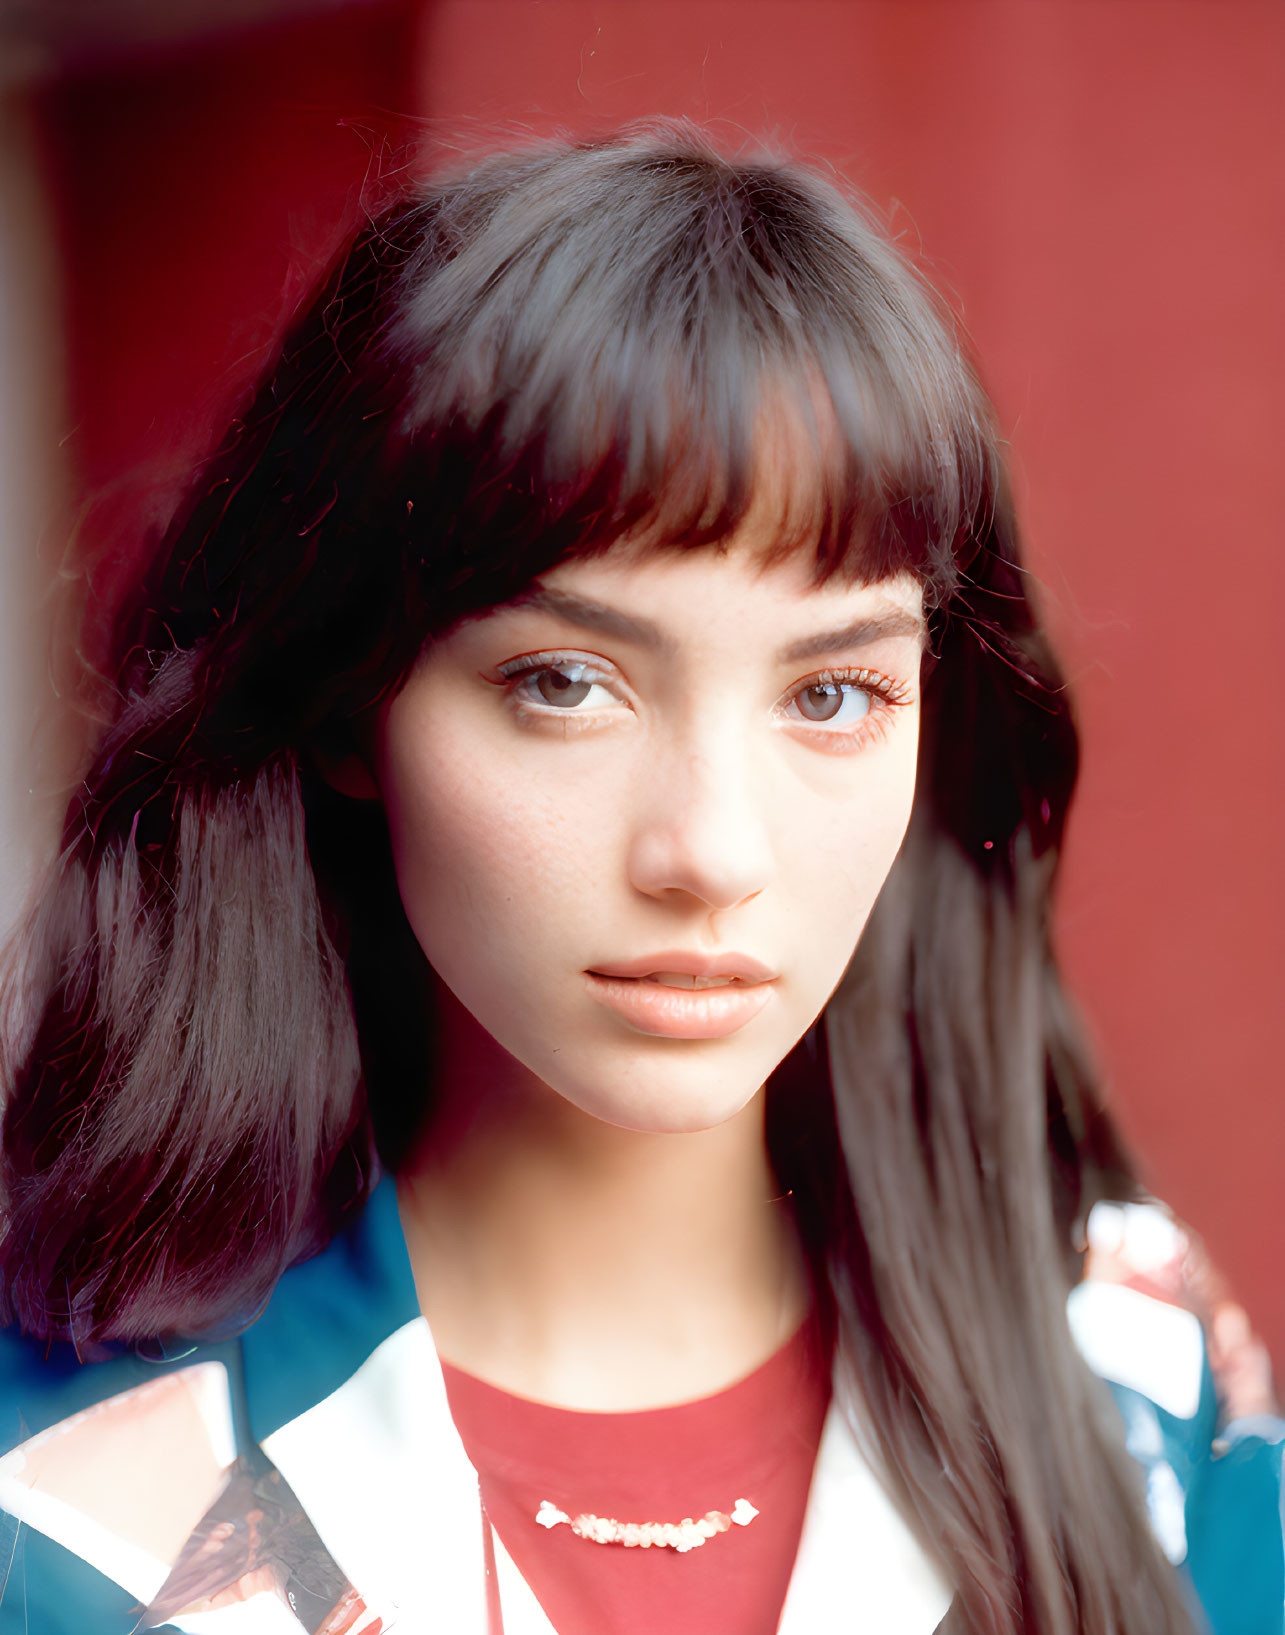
[262,1316,953,1634]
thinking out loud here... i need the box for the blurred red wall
[32,0,423,654]
[31,0,1285,1366]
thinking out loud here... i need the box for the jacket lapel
[775,1398,952,1634]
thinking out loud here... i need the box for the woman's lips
[588,951,777,983]
[584,972,775,1039]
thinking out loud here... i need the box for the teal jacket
[1,1181,1281,1633]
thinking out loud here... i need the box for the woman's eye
[506,660,624,712]
[786,680,874,728]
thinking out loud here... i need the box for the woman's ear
[310,744,382,802]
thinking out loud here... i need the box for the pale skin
[342,522,926,1413]
[4,522,927,1585]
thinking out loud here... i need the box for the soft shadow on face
[374,530,924,1139]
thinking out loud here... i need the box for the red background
[28,1,1285,1367]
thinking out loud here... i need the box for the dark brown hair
[1,124,1190,1632]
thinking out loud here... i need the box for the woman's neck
[397,990,809,1411]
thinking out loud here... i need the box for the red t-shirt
[440,1311,831,1635]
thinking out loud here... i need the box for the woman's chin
[544,1064,768,1138]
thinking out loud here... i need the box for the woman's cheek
[382,756,571,987]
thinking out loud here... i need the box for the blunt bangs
[386,128,1000,626]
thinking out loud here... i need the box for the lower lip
[584,973,774,1039]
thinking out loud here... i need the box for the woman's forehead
[499,544,926,654]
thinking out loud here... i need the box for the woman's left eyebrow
[776,608,926,662]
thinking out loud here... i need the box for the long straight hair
[1,125,1190,1632]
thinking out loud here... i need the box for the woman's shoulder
[1078,1282,1285,1634]
[0,1176,417,1632]
[0,1327,241,1633]
[1070,1204,1285,1633]
[0,1322,214,1446]
[0,1173,418,1448]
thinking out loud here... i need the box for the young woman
[0,124,1273,1634]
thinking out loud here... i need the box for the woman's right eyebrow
[497,586,674,653]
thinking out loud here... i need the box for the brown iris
[536,665,594,707]
[795,682,848,722]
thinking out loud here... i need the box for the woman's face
[374,531,924,1134]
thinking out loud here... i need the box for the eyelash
[489,651,914,749]
[492,652,628,732]
[784,667,914,752]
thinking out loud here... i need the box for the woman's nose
[626,742,775,912]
